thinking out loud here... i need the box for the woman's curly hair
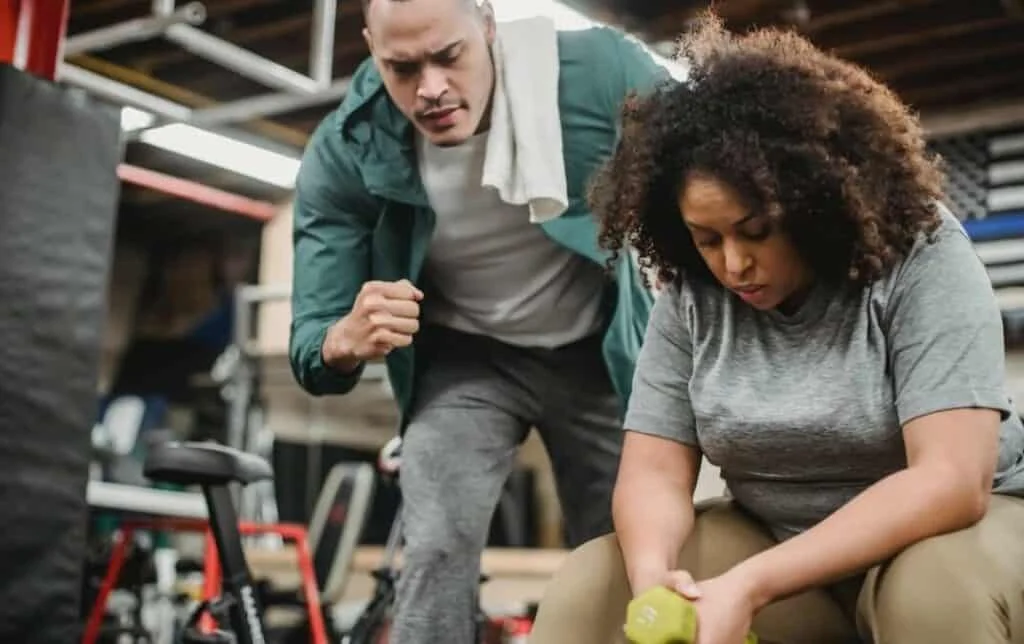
[591,12,946,288]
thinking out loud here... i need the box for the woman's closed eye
[741,222,773,241]
[693,234,721,249]
[693,224,771,248]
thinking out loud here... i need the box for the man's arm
[289,120,375,396]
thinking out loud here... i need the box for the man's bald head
[361,0,477,20]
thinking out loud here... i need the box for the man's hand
[322,280,424,374]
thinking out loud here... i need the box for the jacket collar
[332,57,429,207]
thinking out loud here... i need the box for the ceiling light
[138,122,300,189]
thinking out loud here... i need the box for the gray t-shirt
[625,204,1024,540]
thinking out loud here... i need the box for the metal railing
[59,0,350,129]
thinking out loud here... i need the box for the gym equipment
[256,461,377,643]
[624,586,758,644]
[128,440,377,644]
[0,64,121,643]
[342,438,404,644]
[143,441,276,644]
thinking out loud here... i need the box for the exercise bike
[143,441,278,644]
[142,438,499,644]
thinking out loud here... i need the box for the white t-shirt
[416,131,607,348]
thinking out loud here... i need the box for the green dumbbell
[624,586,758,644]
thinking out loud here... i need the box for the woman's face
[677,173,814,312]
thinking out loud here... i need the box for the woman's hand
[664,569,759,644]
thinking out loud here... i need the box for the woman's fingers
[665,569,702,600]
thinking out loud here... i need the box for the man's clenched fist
[322,279,423,374]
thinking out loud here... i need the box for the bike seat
[144,441,273,487]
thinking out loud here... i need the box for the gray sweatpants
[389,325,623,644]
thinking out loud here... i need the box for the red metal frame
[0,0,18,67]
[82,518,328,644]
[118,164,278,221]
[3,0,69,80]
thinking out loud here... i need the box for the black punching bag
[0,65,122,643]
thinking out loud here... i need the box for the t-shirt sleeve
[623,282,699,446]
[886,210,1014,425]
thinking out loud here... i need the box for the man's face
[364,0,496,146]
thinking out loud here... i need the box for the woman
[528,13,1024,644]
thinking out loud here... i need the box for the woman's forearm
[734,466,988,610]
[613,473,696,595]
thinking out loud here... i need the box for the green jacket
[289,25,669,425]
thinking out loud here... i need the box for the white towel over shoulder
[482,16,568,223]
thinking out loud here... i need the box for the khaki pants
[529,495,1024,643]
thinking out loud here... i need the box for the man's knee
[530,533,631,644]
[401,501,487,572]
[404,529,475,569]
[869,535,1013,642]
[398,439,510,560]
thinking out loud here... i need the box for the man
[288,0,668,641]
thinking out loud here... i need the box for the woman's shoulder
[882,201,981,290]
[658,274,724,310]
[652,275,731,341]
[863,201,996,329]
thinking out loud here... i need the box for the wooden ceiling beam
[200,0,285,17]
[801,0,934,34]
[876,39,1024,81]
[70,0,148,20]
[131,14,314,72]
[1001,0,1024,17]
[833,16,1015,58]
[631,0,795,40]
[901,68,1024,106]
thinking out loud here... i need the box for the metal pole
[226,287,253,514]
[58,63,194,121]
[152,0,176,16]
[59,64,347,129]
[164,23,321,94]
[228,286,254,454]
[64,2,207,56]
[310,0,337,86]
[237,283,292,304]
[188,78,349,126]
